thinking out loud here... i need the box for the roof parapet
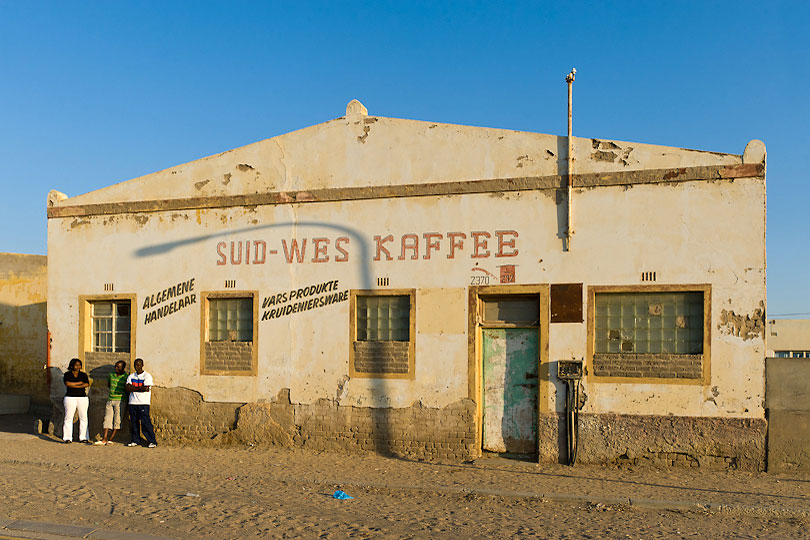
[346,99,368,118]
[743,140,766,165]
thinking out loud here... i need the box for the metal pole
[565,68,576,251]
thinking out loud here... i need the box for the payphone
[557,359,583,466]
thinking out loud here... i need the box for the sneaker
[63,440,72,444]
[147,443,157,448]
[93,441,105,446]
[126,442,139,447]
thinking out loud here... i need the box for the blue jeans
[128,404,157,445]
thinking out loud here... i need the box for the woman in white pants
[63,358,90,443]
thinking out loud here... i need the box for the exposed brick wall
[578,413,765,470]
[353,341,409,374]
[147,387,477,460]
[124,387,767,469]
[592,353,702,379]
[290,399,475,459]
[84,351,130,372]
[84,351,130,387]
[204,341,253,372]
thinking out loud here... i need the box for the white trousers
[63,396,89,442]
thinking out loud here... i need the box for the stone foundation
[148,387,477,460]
[54,386,764,469]
[539,412,766,470]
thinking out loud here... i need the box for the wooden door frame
[468,284,550,456]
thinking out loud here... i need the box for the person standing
[96,360,128,445]
[125,358,157,448]
[62,358,90,444]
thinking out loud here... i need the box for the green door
[482,328,538,454]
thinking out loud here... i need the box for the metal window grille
[91,301,131,353]
[356,295,410,341]
[208,298,253,342]
[595,292,703,354]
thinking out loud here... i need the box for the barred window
[208,297,253,342]
[356,295,410,341]
[91,301,131,353]
[595,292,704,355]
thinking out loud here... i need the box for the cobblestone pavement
[0,415,808,539]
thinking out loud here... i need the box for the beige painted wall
[62,110,740,207]
[46,105,766,423]
[0,253,48,405]
[767,319,810,355]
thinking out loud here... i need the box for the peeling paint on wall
[592,139,621,150]
[357,124,371,144]
[591,150,618,162]
[718,302,765,340]
[69,218,90,229]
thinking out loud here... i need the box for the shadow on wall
[134,220,397,456]
[48,363,131,442]
[545,360,570,464]
[555,136,569,249]
[0,301,48,407]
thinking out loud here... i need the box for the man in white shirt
[125,358,158,448]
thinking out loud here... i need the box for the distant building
[765,319,810,472]
[46,100,768,468]
[767,319,810,358]
[0,253,47,413]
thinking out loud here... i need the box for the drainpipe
[565,68,576,251]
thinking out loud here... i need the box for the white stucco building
[47,100,768,467]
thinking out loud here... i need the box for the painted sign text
[143,278,196,325]
[215,230,518,265]
[261,279,348,321]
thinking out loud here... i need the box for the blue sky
[1,1,807,315]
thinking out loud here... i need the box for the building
[0,253,48,414]
[46,100,768,467]
[767,319,810,358]
[765,318,810,471]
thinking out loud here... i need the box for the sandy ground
[0,416,808,539]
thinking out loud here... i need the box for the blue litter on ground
[333,490,354,500]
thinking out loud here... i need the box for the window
[79,295,136,376]
[91,301,131,352]
[356,295,410,341]
[775,351,810,359]
[208,297,253,342]
[481,296,539,325]
[594,292,703,355]
[589,286,710,382]
[201,292,258,376]
[350,290,415,379]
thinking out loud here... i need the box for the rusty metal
[565,68,576,251]
[551,283,583,323]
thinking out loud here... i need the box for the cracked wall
[718,302,765,341]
